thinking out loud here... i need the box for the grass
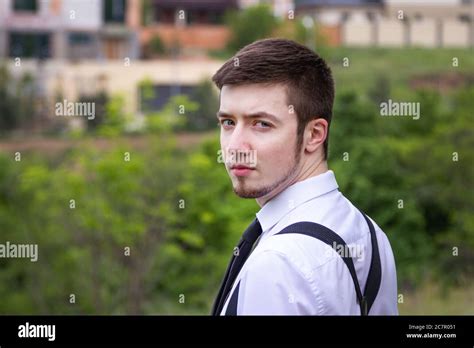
[327,47,474,97]
[399,280,474,315]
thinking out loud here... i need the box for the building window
[341,12,350,22]
[69,32,93,45]
[153,7,226,25]
[187,9,199,25]
[414,13,423,21]
[208,10,225,24]
[9,32,50,58]
[458,14,471,23]
[68,33,97,60]
[104,0,126,23]
[154,8,175,24]
[13,0,37,12]
[187,9,225,25]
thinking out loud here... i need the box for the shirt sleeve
[236,250,322,315]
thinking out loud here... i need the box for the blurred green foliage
[0,64,37,135]
[0,83,472,314]
[96,94,132,137]
[186,80,220,132]
[329,87,474,289]
[224,4,279,52]
[145,94,194,133]
[140,77,218,133]
[0,132,245,314]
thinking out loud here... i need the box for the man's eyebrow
[216,111,280,123]
[216,111,232,119]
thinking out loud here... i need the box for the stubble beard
[232,142,302,199]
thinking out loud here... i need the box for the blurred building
[239,0,295,17]
[140,0,239,57]
[295,0,474,47]
[1,0,473,133]
[0,0,139,60]
[295,0,383,46]
[382,0,474,47]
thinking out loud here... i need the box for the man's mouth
[230,165,255,177]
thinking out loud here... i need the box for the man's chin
[233,189,264,199]
[232,184,273,199]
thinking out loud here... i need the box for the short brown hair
[212,38,335,159]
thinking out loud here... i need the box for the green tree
[97,94,132,137]
[0,64,36,135]
[78,91,109,132]
[401,87,474,286]
[146,95,197,133]
[145,35,166,59]
[187,79,220,131]
[225,4,279,52]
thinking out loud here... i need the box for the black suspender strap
[275,210,382,315]
[360,211,382,314]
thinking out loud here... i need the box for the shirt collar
[256,170,339,234]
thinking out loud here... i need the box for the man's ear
[304,118,328,154]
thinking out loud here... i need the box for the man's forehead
[219,83,288,114]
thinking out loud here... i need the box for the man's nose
[227,124,252,152]
[225,125,254,163]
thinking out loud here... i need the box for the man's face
[217,83,301,202]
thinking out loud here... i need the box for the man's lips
[230,165,255,177]
[231,165,254,170]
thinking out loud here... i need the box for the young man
[211,38,398,315]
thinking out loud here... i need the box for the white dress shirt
[220,170,398,315]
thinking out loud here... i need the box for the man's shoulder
[253,228,346,276]
[252,196,385,274]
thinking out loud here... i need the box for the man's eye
[255,121,271,128]
[221,119,235,127]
